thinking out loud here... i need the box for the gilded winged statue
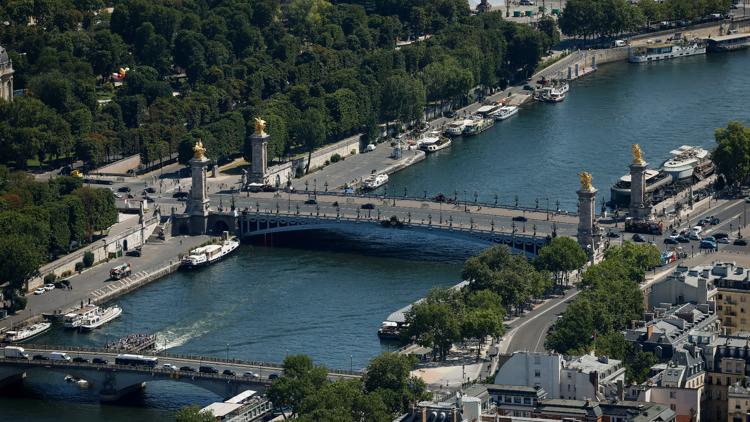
[193,140,206,159]
[578,171,593,191]
[631,143,645,164]
[254,117,267,136]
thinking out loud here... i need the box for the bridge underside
[239,214,550,256]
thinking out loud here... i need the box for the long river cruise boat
[180,236,240,269]
[629,40,706,63]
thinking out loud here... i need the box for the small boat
[377,321,401,340]
[493,105,519,121]
[418,132,452,153]
[444,119,470,137]
[180,237,240,269]
[79,305,123,331]
[5,322,52,343]
[63,304,99,329]
[463,116,494,136]
[536,87,566,103]
[363,173,389,190]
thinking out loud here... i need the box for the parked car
[304,199,317,205]
[117,186,131,193]
[735,239,748,246]
[688,232,701,241]
[222,369,236,376]
[512,216,528,222]
[632,234,646,242]
[199,365,219,374]
[33,288,46,295]
[365,144,376,152]
[700,240,717,249]
[126,247,142,257]
[242,371,259,378]
[718,238,730,244]
[664,238,678,245]
[172,192,189,199]
[44,284,55,291]
[443,110,456,118]
[163,364,178,371]
[714,232,729,239]
[606,231,620,238]
[92,358,108,365]
[361,203,375,209]
[180,366,196,372]
[32,354,49,361]
[72,357,89,363]
[676,236,691,243]
[144,187,156,194]
[268,373,280,380]
[520,0,534,5]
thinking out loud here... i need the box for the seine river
[4,50,750,420]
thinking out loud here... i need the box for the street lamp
[474,191,478,204]
[304,180,309,192]
[404,187,408,198]
[494,194,498,207]
[324,181,328,192]
[464,190,468,212]
[226,343,229,361]
[515,195,519,208]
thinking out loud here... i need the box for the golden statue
[254,117,267,136]
[193,140,206,159]
[631,143,645,164]
[578,171,593,191]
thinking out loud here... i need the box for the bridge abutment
[0,366,25,389]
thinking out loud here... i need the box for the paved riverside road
[0,234,209,332]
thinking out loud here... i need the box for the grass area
[220,159,250,175]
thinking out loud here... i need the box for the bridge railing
[21,344,363,376]
[274,190,577,216]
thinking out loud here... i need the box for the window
[513,397,522,404]
[523,398,531,405]
[534,356,541,364]
[719,294,723,300]
[670,404,676,411]
[670,391,677,399]
[535,370,541,377]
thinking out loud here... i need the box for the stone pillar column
[250,117,269,184]
[578,187,597,253]
[188,142,210,235]
[628,144,652,220]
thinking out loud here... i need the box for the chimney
[452,407,457,422]
[646,325,654,339]
[422,407,427,422]
[617,379,625,401]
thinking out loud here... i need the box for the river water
[5,51,750,420]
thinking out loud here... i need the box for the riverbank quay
[0,234,209,333]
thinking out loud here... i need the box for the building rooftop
[564,353,622,376]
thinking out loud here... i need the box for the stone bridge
[0,346,360,402]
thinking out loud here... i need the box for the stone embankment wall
[29,216,160,291]
[91,261,181,305]
[266,134,362,186]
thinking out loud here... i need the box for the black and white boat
[180,236,240,269]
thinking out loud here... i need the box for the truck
[4,346,29,360]
[624,218,663,235]
[49,352,72,362]
[109,263,132,280]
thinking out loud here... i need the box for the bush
[75,262,84,272]
[61,270,73,278]
[331,153,342,163]
[9,296,27,313]
[83,251,95,267]
[324,160,330,166]
[44,273,57,284]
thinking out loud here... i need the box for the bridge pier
[99,381,146,402]
[0,366,25,389]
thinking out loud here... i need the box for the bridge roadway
[161,191,581,240]
[0,345,360,401]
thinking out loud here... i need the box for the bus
[115,354,158,368]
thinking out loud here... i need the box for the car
[714,232,729,239]
[92,358,108,365]
[163,364,178,371]
[261,184,278,193]
[699,240,717,249]
[268,373,280,380]
[44,283,55,291]
[222,369,236,376]
[304,199,317,205]
[365,144,376,152]
[180,366,196,372]
[443,110,457,118]
[72,357,89,363]
[710,217,721,225]
[522,85,535,91]
[126,248,142,257]
[512,216,528,222]
[688,232,701,241]
[32,354,48,361]
[718,238,730,244]
[172,192,189,199]
[676,236,691,243]
[703,236,716,242]
[242,371,259,378]
[199,365,219,374]
[144,187,156,194]
[33,288,46,295]
[669,233,679,240]
[692,226,702,234]
[632,234,646,242]
[361,203,375,210]
[664,238,678,245]
[117,186,131,193]
[520,0,534,5]
[114,192,123,199]
[606,231,620,238]
[735,239,748,246]
[746,196,750,203]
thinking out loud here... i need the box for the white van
[49,352,72,362]
[365,144,376,152]
[613,40,626,47]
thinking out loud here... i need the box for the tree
[404,301,460,361]
[364,353,429,415]
[461,308,504,357]
[0,234,44,294]
[73,187,117,241]
[713,121,750,186]
[267,354,329,417]
[292,108,327,174]
[298,379,391,422]
[536,237,588,286]
[175,405,214,422]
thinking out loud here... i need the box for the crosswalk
[90,270,154,301]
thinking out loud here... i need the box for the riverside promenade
[0,233,208,332]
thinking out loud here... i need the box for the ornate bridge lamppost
[304,180,309,193]
[449,215,453,228]
[515,195,519,208]
[494,194,498,207]
[313,179,317,195]
[324,181,328,192]
[474,191,478,204]
[403,187,408,198]
[295,204,300,215]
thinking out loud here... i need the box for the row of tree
[0,0,553,172]
[403,239,589,362]
[0,166,117,311]
[712,121,750,188]
[545,242,661,382]
[176,353,429,421]
[559,0,731,40]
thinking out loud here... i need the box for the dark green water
[5,51,750,420]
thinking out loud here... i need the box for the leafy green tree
[298,379,391,422]
[267,354,329,417]
[0,234,44,294]
[364,353,429,415]
[404,301,460,361]
[292,108,327,174]
[461,308,504,357]
[713,121,750,186]
[73,187,117,241]
[536,237,588,286]
[175,405,214,422]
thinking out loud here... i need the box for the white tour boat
[493,105,519,121]
[629,41,706,63]
[463,116,494,136]
[661,145,711,181]
[180,236,240,269]
[418,132,452,153]
[444,119,471,137]
[5,322,52,343]
[363,173,389,190]
[63,304,99,329]
[79,305,123,331]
